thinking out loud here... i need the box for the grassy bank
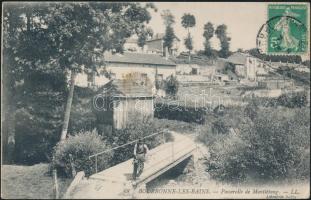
[1,164,72,199]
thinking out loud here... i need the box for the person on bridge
[133,139,149,180]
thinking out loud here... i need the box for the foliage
[13,71,66,164]
[248,48,302,63]
[161,9,176,53]
[107,114,171,165]
[68,87,98,134]
[164,75,179,97]
[161,9,175,27]
[203,107,310,182]
[215,24,231,58]
[244,100,259,121]
[181,13,196,57]
[163,26,176,52]
[181,13,196,29]
[154,103,207,124]
[184,34,194,52]
[137,27,154,49]
[2,2,155,163]
[52,130,113,177]
[203,22,215,57]
[276,67,310,85]
[249,92,308,108]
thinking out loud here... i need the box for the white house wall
[113,98,154,129]
[75,63,176,88]
[157,66,176,80]
[107,63,175,83]
[106,63,155,82]
[75,71,110,88]
[75,72,88,87]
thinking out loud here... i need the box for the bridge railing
[142,137,195,175]
[88,129,169,173]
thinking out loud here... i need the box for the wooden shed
[94,79,154,134]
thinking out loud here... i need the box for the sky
[145,2,310,60]
[147,2,267,52]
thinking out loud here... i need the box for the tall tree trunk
[187,28,191,63]
[5,104,16,164]
[60,70,76,141]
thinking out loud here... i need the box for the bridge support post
[132,183,147,199]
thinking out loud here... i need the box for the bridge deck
[69,132,196,199]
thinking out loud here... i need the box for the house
[95,79,154,134]
[75,52,177,91]
[226,52,258,81]
[226,52,270,82]
[124,38,141,52]
[145,33,181,56]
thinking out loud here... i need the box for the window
[87,72,95,87]
[141,73,148,85]
[141,73,147,80]
[157,74,163,81]
[191,68,198,75]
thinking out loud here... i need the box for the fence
[88,130,167,174]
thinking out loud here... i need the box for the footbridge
[66,131,197,199]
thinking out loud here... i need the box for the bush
[68,86,98,134]
[250,91,308,108]
[154,102,206,124]
[11,71,66,164]
[164,75,179,97]
[108,114,172,165]
[205,107,310,183]
[52,130,113,177]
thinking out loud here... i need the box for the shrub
[68,87,97,134]
[52,130,113,177]
[109,114,172,165]
[11,71,67,164]
[205,107,310,183]
[164,75,179,97]
[154,103,206,124]
[249,91,308,108]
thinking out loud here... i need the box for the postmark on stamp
[257,4,308,55]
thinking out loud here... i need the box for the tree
[237,48,244,53]
[161,10,176,55]
[2,3,59,163]
[215,24,231,58]
[137,27,153,51]
[44,3,155,141]
[203,22,214,57]
[164,75,179,97]
[161,9,175,27]
[2,2,156,162]
[184,34,193,53]
[181,13,196,62]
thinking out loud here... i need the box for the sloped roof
[147,33,180,42]
[100,79,153,98]
[227,52,252,65]
[171,53,215,66]
[125,38,138,44]
[104,52,176,66]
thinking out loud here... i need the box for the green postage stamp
[267,4,308,54]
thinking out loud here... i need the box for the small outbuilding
[94,79,154,135]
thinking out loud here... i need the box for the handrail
[89,130,166,159]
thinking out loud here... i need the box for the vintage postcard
[1,1,310,199]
